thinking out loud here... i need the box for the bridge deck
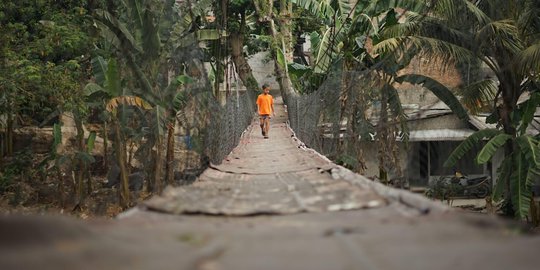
[1,97,539,270]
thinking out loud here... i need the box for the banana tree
[445,92,540,219]
[92,0,219,194]
[85,56,150,206]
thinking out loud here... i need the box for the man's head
[262,83,270,94]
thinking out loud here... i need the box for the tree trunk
[278,0,293,62]
[269,19,296,103]
[74,111,86,205]
[230,32,259,91]
[113,118,130,207]
[214,62,223,101]
[500,98,516,215]
[0,133,3,167]
[253,0,273,22]
[6,110,13,156]
[498,68,519,216]
[338,66,352,155]
[378,86,389,184]
[103,121,108,170]
[165,119,176,186]
[56,166,65,208]
[153,137,164,193]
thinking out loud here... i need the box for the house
[360,101,496,188]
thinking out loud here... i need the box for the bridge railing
[285,69,375,171]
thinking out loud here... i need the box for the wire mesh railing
[205,90,256,165]
[286,69,374,165]
[169,85,256,183]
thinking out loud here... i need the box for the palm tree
[377,0,540,218]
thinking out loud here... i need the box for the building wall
[408,114,469,130]
[247,52,279,90]
[357,141,409,181]
[397,57,464,106]
[358,113,485,187]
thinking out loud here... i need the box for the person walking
[256,83,275,139]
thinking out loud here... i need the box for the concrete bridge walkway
[1,97,539,270]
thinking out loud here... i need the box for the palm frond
[408,36,475,66]
[462,0,491,26]
[371,37,403,56]
[396,74,469,121]
[458,79,498,114]
[373,35,476,67]
[379,13,421,39]
[443,129,503,168]
[517,0,540,39]
[475,19,521,54]
[475,133,512,164]
[389,0,430,13]
[516,41,540,75]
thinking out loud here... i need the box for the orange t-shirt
[257,94,273,115]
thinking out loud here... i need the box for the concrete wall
[205,51,278,96]
[357,141,409,181]
[247,52,279,90]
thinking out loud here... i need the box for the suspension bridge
[1,96,539,270]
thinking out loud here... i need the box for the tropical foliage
[289,0,469,179]
[398,0,540,219]
[287,0,539,219]
[1,0,539,221]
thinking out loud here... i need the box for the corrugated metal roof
[468,115,497,130]
[470,113,540,136]
[407,129,475,142]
